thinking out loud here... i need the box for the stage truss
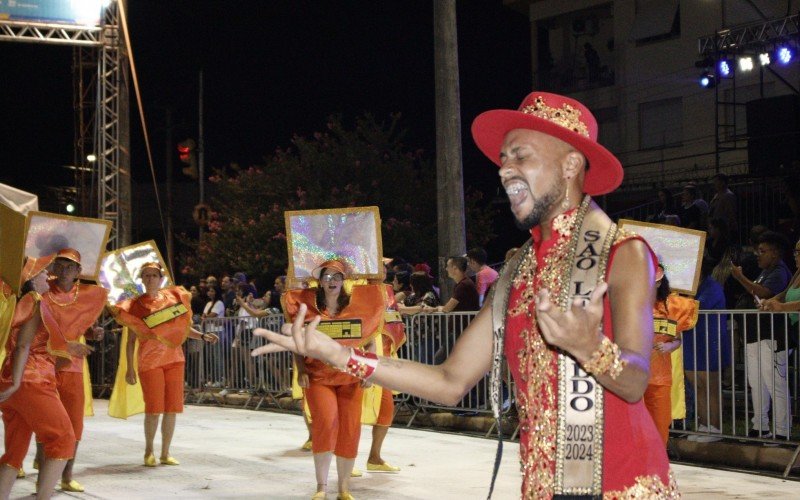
[697,13,800,174]
[0,1,131,249]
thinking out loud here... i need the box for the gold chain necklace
[46,284,80,307]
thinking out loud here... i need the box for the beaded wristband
[341,348,379,380]
[581,336,627,380]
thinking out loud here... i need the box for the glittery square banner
[618,219,706,295]
[285,206,384,283]
[24,211,112,282]
[98,241,173,305]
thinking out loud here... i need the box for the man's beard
[513,179,563,231]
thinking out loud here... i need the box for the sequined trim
[521,95,590,138]
[582,336,627,379]
[614,227,638,245]
[603,470,681,499]
[513,198,592,497]
[508,245,537,318]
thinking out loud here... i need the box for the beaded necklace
[46,283,80,307]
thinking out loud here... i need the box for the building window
[594,106,620,153]
[629,0,680,45]
[639,97,682,150]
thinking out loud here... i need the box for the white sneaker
[694,434,723,443]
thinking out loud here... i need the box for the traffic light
[178,139,198,179]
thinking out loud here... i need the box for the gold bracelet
[582,336,627,380]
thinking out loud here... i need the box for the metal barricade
[91,304,800,461]
[673,309,800,460]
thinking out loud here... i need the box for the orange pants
[376,386,394,426]
[0,382,75,469]
[305,382,363,458]
[139,362,184,414]
[56,371,85,441]
[643,383,672,445]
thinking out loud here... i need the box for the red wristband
[342,347,378,380]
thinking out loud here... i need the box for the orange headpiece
[55,247,82,265]
[21,254,55,283]
[311,259,349,280]
[140,262,165,276]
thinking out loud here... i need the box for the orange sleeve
[10,293,37,330]
[667,295,699,333]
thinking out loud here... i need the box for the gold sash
[490,196,616,496]
[554,200,617,495]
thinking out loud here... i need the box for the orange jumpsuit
[644,293,699,444]
[284,285,385,458]
[43,282,108,441]
[112,287,191,414]
[0,293,75,469]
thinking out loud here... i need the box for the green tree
[180,113,496,283]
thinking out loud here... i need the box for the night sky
[0,1,532,258]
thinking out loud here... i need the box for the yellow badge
[653,318,678,337]
[142,304,188,329]
[384,310,402,323]
[316,319,362,340]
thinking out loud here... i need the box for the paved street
[7,400,798,499]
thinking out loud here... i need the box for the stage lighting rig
[718,59,732,77]
[699,71,716,88]
[776,46,794,65]
[739,56,754,72]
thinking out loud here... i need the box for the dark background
[0,1,532,261]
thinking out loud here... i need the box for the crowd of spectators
[647,172,800,441]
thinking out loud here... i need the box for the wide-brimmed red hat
[471,91,623,195]
[21,254,55,283]
[311,259,349,280]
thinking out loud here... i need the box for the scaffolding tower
[0,0,131,249]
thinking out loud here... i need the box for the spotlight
[718,59,732,76]
[758,52,771,66]
[66,203,76,214]
[739,56,754,72]
[776,46,793,65]
[698,71,715,88]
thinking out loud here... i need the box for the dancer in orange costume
[0,255,92,500]
[30,248,108,492]
[644,264,699,444]
[275,259,384,500]
[111,263,218,467]
[365,285,405,473]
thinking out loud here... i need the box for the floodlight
[698,71,715,88]
[718,60,732,76]
[739,56,754,72]
[777,46,793,65]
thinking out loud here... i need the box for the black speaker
[747,94,800,176]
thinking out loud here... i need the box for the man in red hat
[255,92,675,497]
[33,248,108,492]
